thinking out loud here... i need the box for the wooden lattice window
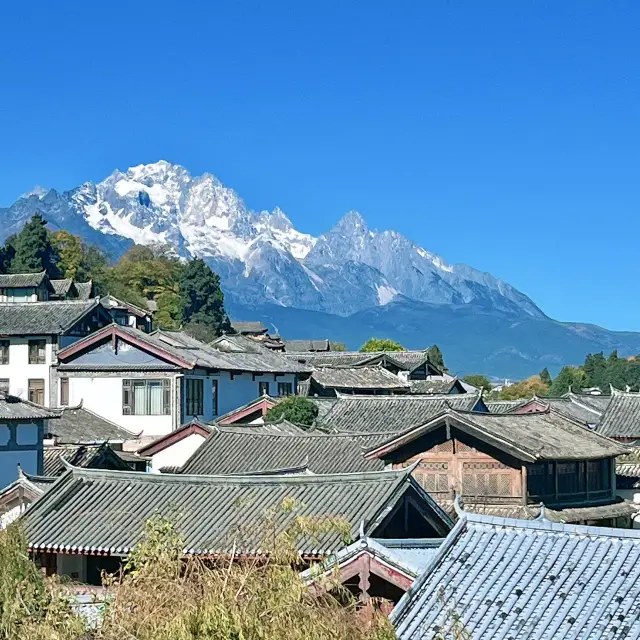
[462,461,513,497]
[414,461,449,493]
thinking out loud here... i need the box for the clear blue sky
[1,2,639,330]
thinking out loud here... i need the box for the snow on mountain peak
[20,185,49,200]
[2,160,544,320]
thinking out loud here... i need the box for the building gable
[61,338,179,368]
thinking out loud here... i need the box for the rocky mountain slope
[2,160,638,377]
[0,161,542,317]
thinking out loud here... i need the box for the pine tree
[549,366,585,396]
[179,258,231,336]
[9,213,61,277]
[427,344,447,372]
[539,367,552,387]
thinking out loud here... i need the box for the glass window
[277,382,293,396]
[0,379,9,394]
[185,378,204,416]
[122,379,170,415]
[0,340,9,365]
[258,381,270,396]
[60,378,69,406]
[28,379,45,405]
[212,380,218,416]
[28,340,46,365]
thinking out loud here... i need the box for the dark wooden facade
[387,425,616,513]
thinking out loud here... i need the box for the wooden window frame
[0,340,9,365]
[28,339,46,365]
[185,378,204,417]
[277,382,293,397]
[28,379,45,405]
[60,377,69,406]
[122,379,170,416]
[258,381,270,396]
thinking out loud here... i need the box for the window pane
[259,381,269,396]
[0,341,9,365]
[60,378,69,406]
[148,382,163,415]
[212,380,218,416]
[133,381,147,416]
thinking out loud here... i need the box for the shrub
[266,396,319,426]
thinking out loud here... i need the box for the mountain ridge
[2,160,638,378]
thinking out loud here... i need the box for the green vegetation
[0,215,231,336]
[330,341,347,351]
[0,511,393,640]
[462,374,493,392]
[427,344,447,372]
[359,338,405,352]
[266,396,320,426]
[7,213,61,277]
[497,375,549,400]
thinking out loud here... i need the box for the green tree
[179,258,231,335]
[463,374,493,392]
[549,366,585,396]
[266,396,319,426]
[329,341,347,352]
[8,213,61,277]
[359,338,405,352]
[500,375,550,400]
[427,344,447,372]
[182,321,219,343]
[51,229,109,284]
[539,367,552,387]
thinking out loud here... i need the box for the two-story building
[0,271,93,303]
[0,299,111,406]
[54,325,312,437]
[364,407,634,526]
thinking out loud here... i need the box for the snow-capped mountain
[0,160,543,318]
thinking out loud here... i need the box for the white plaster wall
[150,433,207,473]
[0,337,54,405]
[68,376,173,437]
[1,503,26,528]
[214,372,297,418]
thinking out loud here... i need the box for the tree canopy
[8,213,61,277]
[426,344,447,372]
[359,338,405,352]
[179,258,231,336]
[499,375,549,400]
[266,396,319,427]
[463,374,493,392]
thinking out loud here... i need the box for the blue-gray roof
[392,508,640,639]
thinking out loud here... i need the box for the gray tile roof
[285,339,330,352]
[313,393,485,433]
[391,508,640,639]
[0,271,47,288]
[231,320,267,334]
[286,352,379,367]
[597,389,640,438]
[301,536,443,584]
[45,406,137,443]
[538,396,604,425]
[22,465,450,557]
[99,295,150,317]
[485,399,528,413]
[568,392,612,413]
[74,281,93,301]
[310,367,409,392]
[50,278,73,296]
[154,330,313,374]
[180,426,390,475]
[441,498,637,523]
[0,393,59,419]
[409,379,462,395]
[42,443,131,476]
[368,408,629,462]
[0,300,101,335]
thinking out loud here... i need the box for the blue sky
[1,1,639,330]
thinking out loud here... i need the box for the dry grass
[1,508,395,640]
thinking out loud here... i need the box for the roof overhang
[57,324,195,369]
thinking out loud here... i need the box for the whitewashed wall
[67,375,174,437]
[149,432,207,473]
[0,337,54,405]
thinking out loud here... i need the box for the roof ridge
[62,463,413,484]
